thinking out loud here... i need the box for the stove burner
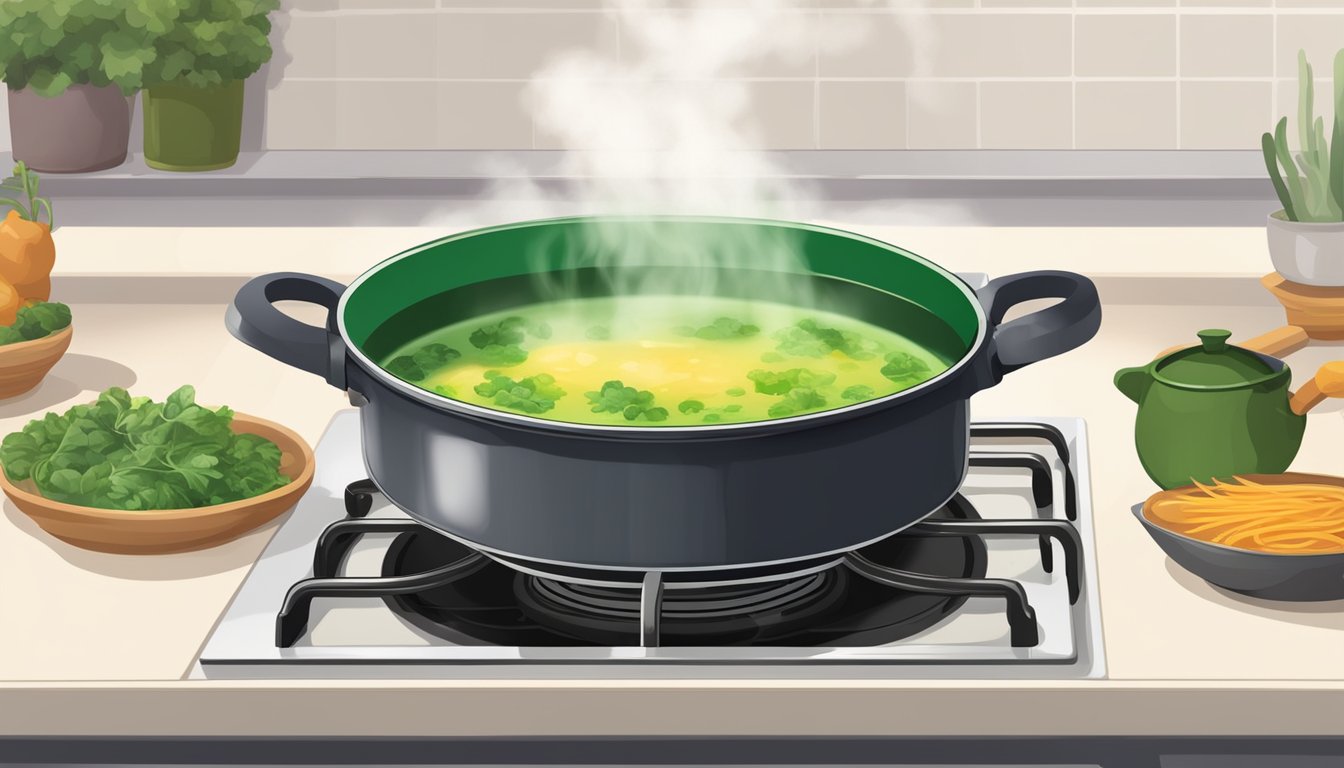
[272,423,1086,651]
[515,570,848,645]
[381,498,988,647]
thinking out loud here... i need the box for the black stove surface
[382,498,988,647]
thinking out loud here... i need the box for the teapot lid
[1155,329,1279,387]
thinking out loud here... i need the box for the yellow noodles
[1146,476,1344,554]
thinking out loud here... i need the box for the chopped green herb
[585,380,665,422]
[478,344,528,366]
[767,388,827,418]
[474,372,565,415]
[841,384,876,401]
[723,404,743,413]
[0,386,289,511]
[774,319,880,360]
[412,343,460,371]
[432,383,457,398]
[690,316,760,340]
[725,387,746,397]
[702,413,723,423]
[881,352,932,383]
[746,368,837,395]
[385,356,426,381]
[469,316,526,349]
[678,399,705,414]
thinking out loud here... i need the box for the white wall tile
[437,82,534,149]
[980,81,1072,149]
[819,81,905,149]
[1276,15,1344,80]
[906,80,977,149]
[1076,81,1178,149]
[740,81,818,149]
[266,80,441,149]
[437,12,619,79]
[1181,80,1271,149]
[1076,14,1178,77]
[282,12,437,79]
[1180,14,1273,78]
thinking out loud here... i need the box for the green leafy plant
[0,385,289,511]
[0,0,170,96]
[0,301,71,346]
[143,0,279,89]
[0,163,54,228]
[1262,49,1344,222]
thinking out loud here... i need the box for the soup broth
[379,296,954,427]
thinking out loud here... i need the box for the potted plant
[141,0,279,172]
[0,0,154,173]
[1262,49,1344,287]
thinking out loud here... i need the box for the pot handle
[225,272,348,389]
[1289,361,1344,415]
[978,271,1102,376]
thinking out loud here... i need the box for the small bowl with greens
[0,385,315,554]
[0,300,73,399]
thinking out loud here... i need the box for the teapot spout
[1114,366,1152,404]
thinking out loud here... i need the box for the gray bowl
[1132,503,1344,601]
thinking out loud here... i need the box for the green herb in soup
[379,296,952,427]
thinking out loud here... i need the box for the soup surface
[379,296,954,427]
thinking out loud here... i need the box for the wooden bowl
[1135,473,1344,601]
[0,412,315,554]
[0,325,72,399]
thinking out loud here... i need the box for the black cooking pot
[226,217,1100,575]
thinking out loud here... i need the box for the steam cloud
[431,0,937,311]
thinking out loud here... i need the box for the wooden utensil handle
[1290,361,1344,415]
[1239,326,1311,357]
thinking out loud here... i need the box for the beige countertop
[3,225,1344,737]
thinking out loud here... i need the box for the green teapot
[1115,329,1344,489]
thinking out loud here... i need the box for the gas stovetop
[194,410,1105,679]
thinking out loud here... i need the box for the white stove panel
[195,410,1104,679]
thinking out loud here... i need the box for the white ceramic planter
[1267,211,1344,287]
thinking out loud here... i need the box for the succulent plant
[1262,49,1344,223]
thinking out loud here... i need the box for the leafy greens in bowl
[0,385,291,510]
[0,301,70,346]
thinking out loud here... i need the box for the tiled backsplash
[5,1,1341,153]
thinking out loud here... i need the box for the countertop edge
[2,684,1343,738]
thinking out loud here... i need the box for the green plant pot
[143,80,245,172]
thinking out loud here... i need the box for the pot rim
[1268,210,1344,230]
[335,214,990,437]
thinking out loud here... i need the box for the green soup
[379,295,953,427]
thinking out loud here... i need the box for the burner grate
[271,422,1083,652]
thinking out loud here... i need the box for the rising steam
[434,0,938,313]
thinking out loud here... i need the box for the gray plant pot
[7,84,132,173]
[1267,210,1344,287]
